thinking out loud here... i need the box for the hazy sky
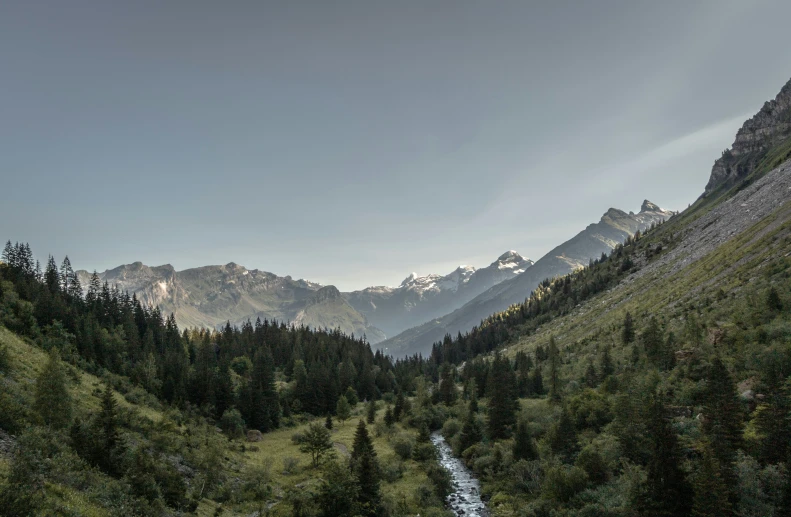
[2,1,791,291]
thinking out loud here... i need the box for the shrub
[425,462,452,500]
[381,458,405,483]
[541,465,588,502]
[219,409,245,439]
[511,459,543,494]
[0,342,10,373]
[575,445,609,485]
[392,435,414,460]
[412,442,437,461]
[282,456,300,475]
[441,418,461,440]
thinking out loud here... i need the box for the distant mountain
[75,251,533,344]
[706,76,791,194]
[378,200,675,357]
[76,262,386,342]
[344,251,534,337]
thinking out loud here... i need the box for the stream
[430,432,489,517]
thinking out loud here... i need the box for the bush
[541,465,588,502]
[412,442,437,461]
[392,435,414,460]
[0,342,10,373]
[511,459,542,494]
[575,446,609,485]
[282,456,300,475]
[425,462,452,500]
[381,458,405,483]
[219,409,245,439]
[441,418,461,440]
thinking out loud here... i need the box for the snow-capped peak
[400,272,420,287]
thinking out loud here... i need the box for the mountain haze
[344,251,533,337]
[379,200,675,356]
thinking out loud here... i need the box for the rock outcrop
[706,77,791,194]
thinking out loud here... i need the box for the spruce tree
[513,419,538,461]
[691,440,732,517]
[458,403,482,453]
[638,394,693,517]
[548,337,562,402]
[548,407,577,463]
[383,405,394,427]
[34,348,72,429]
[350,420,381,517]
[622,312,635,345]
[95,383,124,475]
[393,391,405,421]
[325,413,333,430]
[702,357,742,502]
[487,353,519,439]
[366,399,376,424]
[642,317,663,365]
[600,344,615,379]
[336,394,351,426]
[438,363,457,405]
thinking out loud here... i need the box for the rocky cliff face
[344,251,533,338]
[378,200,675,357]
[706,77,791,194]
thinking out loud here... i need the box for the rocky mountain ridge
[343,251,534,338]
[706,76,791,194]
[378,200,675,356]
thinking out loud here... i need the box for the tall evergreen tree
[622,311,635,346]
[513,419,538,461]
[691,440,732,517]
[350,420,381,517]
[701,357,742,503]
[34,348,72,429]
[458,402,482,453]
[548,336,562,402]
[336,395,351,426]
[638,394,693,517]
[486,353,519,439]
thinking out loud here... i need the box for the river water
[430,432,489,517]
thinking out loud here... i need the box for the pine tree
[325,413,333,430]
[487,353,519,439]
[350,420,381,517]
[638,394,693,517]
[336,395,351,426]
[34,348,72,429]
[95,383,124,475]
[691,440,732,517]
[458,403,482,453]
[548,407,577,463]
[584,360,598,388]
[548,336,562,402]
[383,406,394,427]
[701,357,742,503]
[366,399,376,424]
[642,317,663,365]
[393,391,405,421]
[622,312,635,345]
[438,363,457,405]
[600,344,615,379]
[317,460,360,517]
[513,419,538,461]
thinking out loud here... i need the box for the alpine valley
[74,201,672,351]
[3,66,791,517]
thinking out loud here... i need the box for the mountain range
[377,200,675,356]
[76,201,672,351]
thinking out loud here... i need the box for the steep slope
[379,201,674,356]
[76,262,385,342]
[344,251,534,337]
[706,76,791,194]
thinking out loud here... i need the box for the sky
[2,1,791,291]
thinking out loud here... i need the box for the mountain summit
[705,76,791,194]
[378,201,674,356]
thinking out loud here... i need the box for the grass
[504,197,791,377]
[206,404,429,516]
